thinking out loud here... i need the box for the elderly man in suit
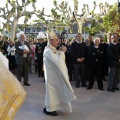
[15,31,31,86]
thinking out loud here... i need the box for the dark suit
[15,41,31,84]
[65,45,73,81]
[99,42,108,77]
[70,41,87,87]
[107,43,120,89]
[35,42,44,77]
[88,46,104,89]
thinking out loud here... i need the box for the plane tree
[0,0,43,41]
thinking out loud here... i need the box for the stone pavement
[15,73,120,120]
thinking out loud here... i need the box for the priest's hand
[60,46,67,53]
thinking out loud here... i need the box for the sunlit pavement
[15,73,120,120]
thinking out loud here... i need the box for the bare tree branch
[16,0,20,7]
[0,7,12,23]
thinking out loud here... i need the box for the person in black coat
[107,33,120,92]
[84,38,92,81]
[99,35,108,80]
[65,39,73,81]
[87,38,104,90]
[88,35,94,46]
[42,38,48,51]
[35,32,46,77]
[7,41,16,73]
[70,33,87,88]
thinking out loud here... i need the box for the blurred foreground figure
[43,30,76,116]
[0,51,26,120]
[0,32,7,55]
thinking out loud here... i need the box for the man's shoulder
[44,46,49,51]
[35,43,39,47]
[24,41,29,44]
[109,43,116,48]
[90,46,95,51]
[15,41,20,46]
[36,42,41,46]
[81,42,86,46]
[71,41,77,46]
[36,42,39,45]
[15,40,20,42]
[44,46,50,54]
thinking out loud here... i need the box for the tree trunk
[78,22,83,34]
[10,19,18,41]
[106,31,111,43]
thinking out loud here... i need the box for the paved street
[15,73,120,120]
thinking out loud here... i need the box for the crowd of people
[0,31,120,92]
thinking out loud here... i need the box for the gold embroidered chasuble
[0,52,26,120]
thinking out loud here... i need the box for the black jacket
[107,43,120,67]
[35,42,44,60]
[88,46,104,69]
[70,41,86,64]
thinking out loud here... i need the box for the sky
[0,0,118,26]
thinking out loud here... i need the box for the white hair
[84,37,90,42]
[16,31,26,41]
[93,38,100,43]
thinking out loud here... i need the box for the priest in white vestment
[43,30,76,116]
